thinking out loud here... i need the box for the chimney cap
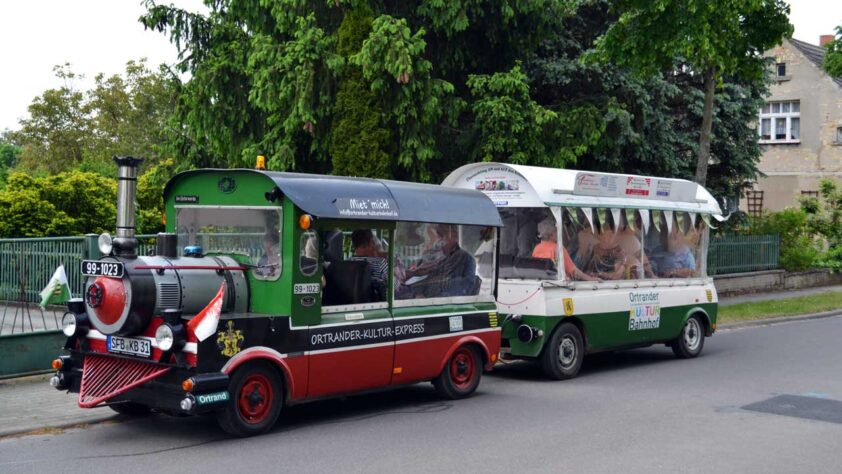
[112,155,145,168]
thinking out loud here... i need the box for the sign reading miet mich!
[573,172,696,202]
[334,197,399,218]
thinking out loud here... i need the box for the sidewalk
[0,374,115,437]
[719,284,842,307]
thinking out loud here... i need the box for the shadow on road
[488,344,714,381]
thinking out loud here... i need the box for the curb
[718,309,842,330]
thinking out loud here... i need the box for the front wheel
[217,362,283,437]
[672,315,705,359]
[433,345,482,399]
[541,323,584,380]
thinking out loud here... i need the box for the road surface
[2,316,842,473]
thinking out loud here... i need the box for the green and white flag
[39,265,71,308]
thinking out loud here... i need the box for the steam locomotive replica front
[51,156,246,418]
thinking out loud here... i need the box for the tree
[0,171,116,237]
[140,0,583,181]
[11,60,178,175]
[824,26,842,78]
[0,132,21,187]
[593,0,792,185]
[525,0,767,199]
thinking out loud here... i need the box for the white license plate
[107,336,152,358]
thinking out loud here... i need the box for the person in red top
[532,218,598,281]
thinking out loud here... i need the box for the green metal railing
[707,234,780,275]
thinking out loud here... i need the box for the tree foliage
[11,60,177,175]
[592,0,792,184]
[140,0,581,181]
[824,25,842,78]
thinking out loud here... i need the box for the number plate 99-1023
[80,260,124,278]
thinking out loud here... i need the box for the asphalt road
[3,316,842,474]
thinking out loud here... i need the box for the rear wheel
[217,362,283,437]
[433,345,482,399]
[541,323,584,380]
[672,315,705,359]
[108,401,150,416]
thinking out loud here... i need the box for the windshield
[175,206,282,280]
[498,207,557,280]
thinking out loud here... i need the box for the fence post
[84,234,101,260]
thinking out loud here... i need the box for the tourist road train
[50,156,722,436]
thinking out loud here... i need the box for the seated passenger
[256,231,280,277]
[408,224,477,297]
[532,218,597,282]
[587,223,627,280]
[616,217,655,279]
[350,229,388,298]
[659,227,696,278]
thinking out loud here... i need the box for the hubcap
[683,318,702,352]
[450,348,476,390]
[238,374,273,424]
[558,336,577,369]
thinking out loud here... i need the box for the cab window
[175,206,281,280]
[321,228,389,307]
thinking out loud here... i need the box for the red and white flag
[187,282,226,341]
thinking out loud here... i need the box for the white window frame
[758,100,800,144]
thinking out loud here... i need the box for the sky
[0,0,841,133]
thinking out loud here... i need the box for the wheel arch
[221,347,294,402]
[546,316,588,353]
[438,335,493,373]
[683,307,713,336]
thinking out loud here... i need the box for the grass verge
[719,291,842,324]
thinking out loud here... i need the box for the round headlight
[155,324,175,351]
[62,313,77,337]
[98,233,113,255]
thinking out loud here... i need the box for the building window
[801,190,819,198]
[759,100,800,143]
[776,63,786,77]
[836,126,842,144]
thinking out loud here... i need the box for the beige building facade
[744,37,842,214]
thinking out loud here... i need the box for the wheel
[672,315,705,359]
[541,323,584,380]
[217,362,283,437]
[433,345,482,399]
[108,401,150,416]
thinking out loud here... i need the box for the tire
[217,362,284,437]
[672,315,705,359]
[433,345,482,400]
[540,323,584,380]
[108,401,150,416]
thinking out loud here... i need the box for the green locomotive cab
[51,157,503,436]
[444,163,723,379]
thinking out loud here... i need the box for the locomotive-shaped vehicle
[51,156,502,436]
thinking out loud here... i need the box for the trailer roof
[442,163,723,215]
[165,169,503,226]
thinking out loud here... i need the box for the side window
[299,231,318,276]
[498,208,557,280]
[585,208,626,280]
[394,222,496,302]
[645,211,700,279]
[322,228,389,307]
[562,208,598,281]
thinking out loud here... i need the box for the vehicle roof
[442,163,723,215]
[165,169,503,227]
